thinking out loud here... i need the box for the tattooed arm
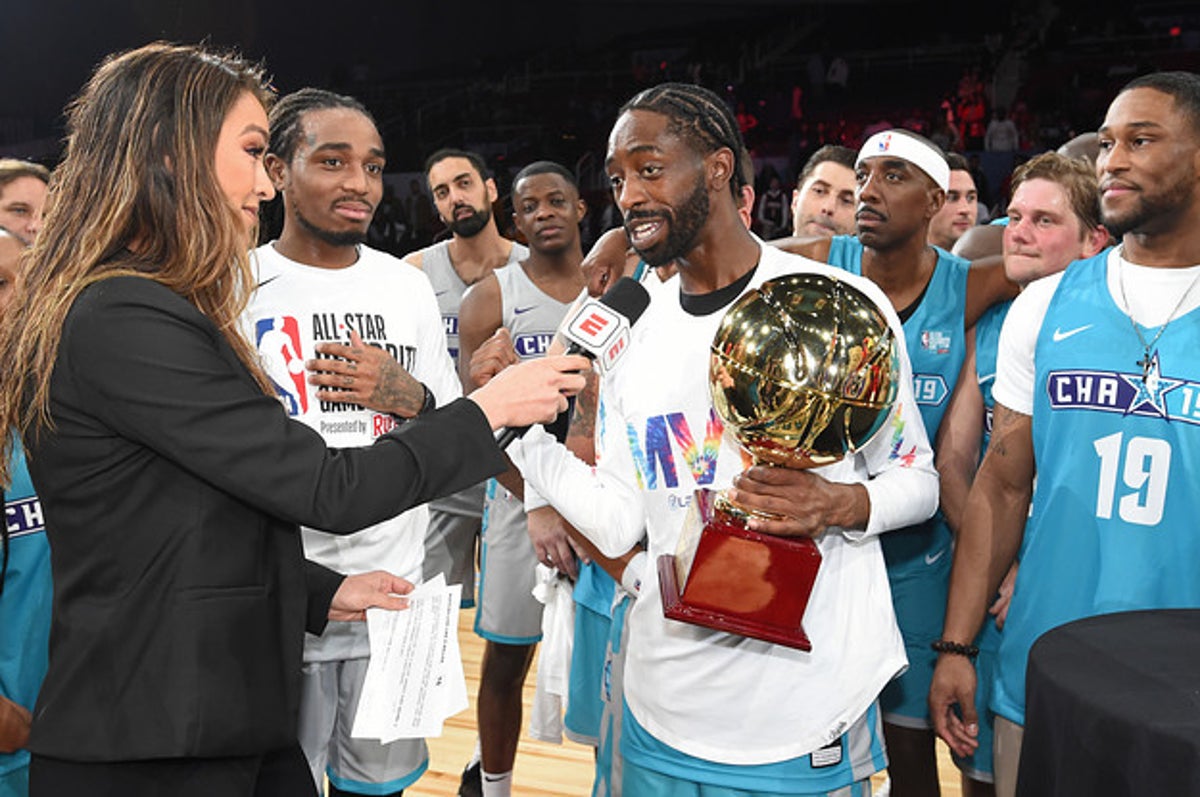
[306,329,430,417]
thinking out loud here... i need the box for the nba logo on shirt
[921,329,951,355]
[255,316,308,415]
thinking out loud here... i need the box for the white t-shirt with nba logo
[245,243,461,656]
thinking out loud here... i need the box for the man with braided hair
[244,87,462,797]
[509,81,939,796]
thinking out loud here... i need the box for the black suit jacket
[25,276,505,761]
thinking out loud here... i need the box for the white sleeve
[512,379,648,559]
[992,273,1059,416]
[523,479,550,513]
[851,323,940,540]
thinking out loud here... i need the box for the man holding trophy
[511,83,939,795]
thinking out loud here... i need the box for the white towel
[528,564,575,743]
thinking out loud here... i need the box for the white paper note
[351,576,468,741]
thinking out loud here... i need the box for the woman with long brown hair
[0,42,584,797]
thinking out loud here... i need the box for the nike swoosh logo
[435,290,448,296]
[255,275,280,289]
[925,549,946,566]
[513,305,536,315]
[1052,324,1093,342]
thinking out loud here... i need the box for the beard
[296,209,369,247]
[1102,172,1193,239]
[448,204,492,238]
[629,175,709,267]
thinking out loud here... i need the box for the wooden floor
[404,607,967,796]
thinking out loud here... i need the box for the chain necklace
[1116,245,1200,382]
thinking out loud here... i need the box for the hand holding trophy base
[659,272,898,651]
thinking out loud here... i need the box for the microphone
[495,277,651,450]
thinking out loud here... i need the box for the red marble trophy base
[658,488,822,651]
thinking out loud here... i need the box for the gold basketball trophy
[658,272,898,650]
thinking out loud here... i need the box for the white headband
[856,131,950,191]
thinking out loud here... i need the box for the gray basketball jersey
[474,262,575,642]
[494,262,572,360]
[419,239,529,366]
[422,238,526,519]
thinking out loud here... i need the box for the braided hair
[619,83,750,200]
[267,87,376,165]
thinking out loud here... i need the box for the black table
[1017,609,1200,797]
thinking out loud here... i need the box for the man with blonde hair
[933,151,1109,797]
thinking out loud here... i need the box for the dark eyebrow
[876,157,917,172]
[605,143,662,169]
[1098,120,1164,136]
[307,142,387,161]
[311,142,353,154]
[432,171,474,193]
[242,123,268,138]
[518,190,567,203]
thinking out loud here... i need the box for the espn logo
[564,300,632,374]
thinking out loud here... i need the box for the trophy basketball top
[709,272,898,469]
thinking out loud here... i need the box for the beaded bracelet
[930,639,979,660]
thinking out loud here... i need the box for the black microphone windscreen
[598,276,651,326]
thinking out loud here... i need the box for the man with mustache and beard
[509,82,939,795]
[403,150,529,639]
[774,129,1017,797]
[931,70,1200,797]
[244,88,463,797]
[401,150,529,797]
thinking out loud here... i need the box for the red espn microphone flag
[561,277,650,373]
[494,277,650,450]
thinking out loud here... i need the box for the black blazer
[25,276,505,762]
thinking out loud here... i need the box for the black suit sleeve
[304,559,345,636]
[61,277,506,532]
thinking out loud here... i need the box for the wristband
[931,639,979,660]
[418,383,436,415]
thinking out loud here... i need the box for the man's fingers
[552,540,578,578]
[314,386,368,405]
[565,534,591,565]
[311,342,354,362]
[307,356,352,376]
[744,515,821,539]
